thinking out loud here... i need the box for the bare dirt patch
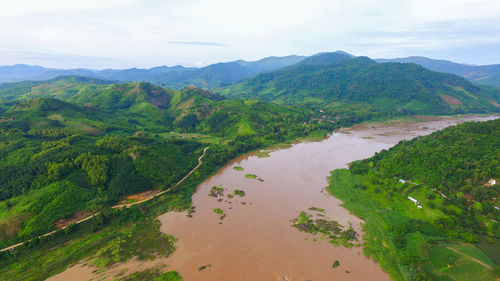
[0,213,29,240]
[54,211,90,229]
[117,189,164,205]
[489,100,500,107]
[440,95,464,105]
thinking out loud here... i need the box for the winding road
[0,146,209,253]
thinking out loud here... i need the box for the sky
[0,0,499,69]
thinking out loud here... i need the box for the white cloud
[0,0,499,68]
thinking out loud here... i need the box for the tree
[472,201,483,213]
[75,153,109,185]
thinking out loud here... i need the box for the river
[49,115,498,281]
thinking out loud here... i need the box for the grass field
[327,169,498,281]
[423,243,495,281]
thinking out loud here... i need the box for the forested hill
[376,56,500,87]
[354,118,500,201]
[222,54,500,115]
[328,118,500,281]
[0,77,343,139]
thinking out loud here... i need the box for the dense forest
[361,119,500,203]
[328,119,500,281]
[223,53,500,115]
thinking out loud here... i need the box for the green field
[327,169,499,281]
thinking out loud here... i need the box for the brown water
[49,115,498,281]
[157,115,498,281]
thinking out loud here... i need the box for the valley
[45,115,498,281]
[0,51,499,281]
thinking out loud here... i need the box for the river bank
[47,114,498,281]
[157,115,498,281]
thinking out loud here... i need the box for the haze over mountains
[1,52,499,119]
[1,51,500,89]
[0,55,306,88]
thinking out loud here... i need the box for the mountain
[0,55,306,89]
[298,51,354,65]
[233,55,305,71]
[375,56,500,87]
[0,76,336,139]
[223,54,500,115]
[88,65,192,82]
[0,65,49,82]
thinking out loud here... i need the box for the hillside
[0,77,341,139]
[0,98,117,133]
[328,119,500,280]
[223,54,500,115]
[376,56,500,87]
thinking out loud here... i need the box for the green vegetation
[327,119,500,281]
[376,56,500,87]
[208,186,224,198]
[2,54,498,280]
[233,190,245,197]
[292,211,358,247]
[255,151,270,158]
[0,76,346,279]
[121,269,183,281]
[233,166,244,171]
[0,129,202,243]
[0,78,338,141]
[332,260,340,268]
[213,208,226,220]
[0,77,338,248]
[198,264,212,271]
[359,119,499,218]
[308,207,325,212]
[223,54,500,115]
[0,197,185,281]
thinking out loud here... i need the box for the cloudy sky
[1,0,499,69]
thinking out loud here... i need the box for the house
[408,196,418,204]
[485,179,497,187]
[408,196,423,209]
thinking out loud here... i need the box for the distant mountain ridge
[0,55,306,88]
[3,51,500,91]
[375,56,500,87]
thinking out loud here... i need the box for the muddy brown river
[49,115,498,281]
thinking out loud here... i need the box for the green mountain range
[222,53,500,115]
[0,55,306,89]
[0,76,338,139]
